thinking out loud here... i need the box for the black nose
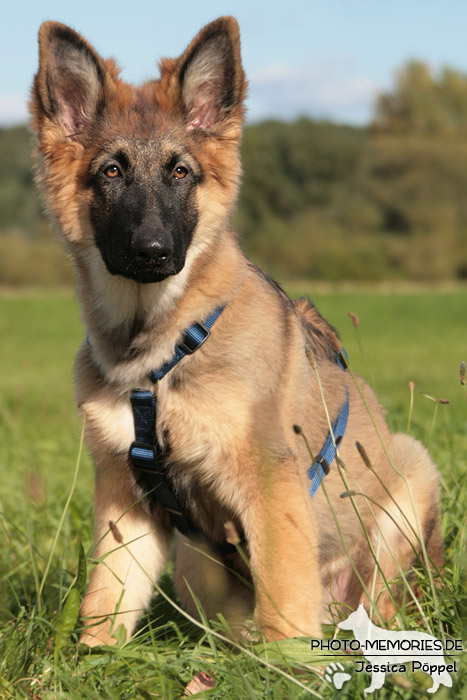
[130,230,173,266]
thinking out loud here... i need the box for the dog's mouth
[102,253,182,284]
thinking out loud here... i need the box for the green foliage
[0,126,43,234]
[374,60,467,137]
[75,542,88,595]
[236,114,467,281]
[0,290,466,698]
[54,587,80,662]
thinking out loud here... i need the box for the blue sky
[3,0,467,126]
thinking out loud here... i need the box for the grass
[0,288,466,699]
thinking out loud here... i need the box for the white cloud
[0,96,28,126]
[247,59,381,125]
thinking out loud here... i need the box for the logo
[314,605,461,694]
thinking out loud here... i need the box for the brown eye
[173,166,188,180]
[104,165,121,178]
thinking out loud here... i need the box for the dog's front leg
[244,467,322,641]
[80,463,170,646]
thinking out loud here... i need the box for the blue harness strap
[149,306,224,382]
[307,349,349,497]
[129,390,200,538]
[129,306,243,553]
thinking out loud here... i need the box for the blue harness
[128,306,349,551]
[307,351,349,497]
[128,306,231,550]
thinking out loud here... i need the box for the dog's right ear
[31,22,106,141]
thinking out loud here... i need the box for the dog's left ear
[174,16,246,131]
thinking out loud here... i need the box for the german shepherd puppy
[30,17,443,646]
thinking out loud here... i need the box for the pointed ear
[32,22,106,140]
[175,16,246,131]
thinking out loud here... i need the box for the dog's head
[30,18,246,284]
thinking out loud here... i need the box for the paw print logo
[324,662,351,690]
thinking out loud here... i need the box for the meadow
[0,288,466,699]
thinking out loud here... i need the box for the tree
[373,60,467,137]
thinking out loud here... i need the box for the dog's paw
[324,661,351,690]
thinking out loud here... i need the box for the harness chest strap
[129,306,242,555]
[128,307,350,548]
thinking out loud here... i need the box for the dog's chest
[82,378,250,539]
[82,375,249,485]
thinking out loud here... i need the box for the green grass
[0,289,466,699]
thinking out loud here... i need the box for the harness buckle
[178,321,210,354]
[316,455,331,475]
[129,440,156,469]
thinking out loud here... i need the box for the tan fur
[30,17,443,646]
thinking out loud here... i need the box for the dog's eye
[104,165,121,179]
[173,166,188,180]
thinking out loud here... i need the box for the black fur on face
[89,137,202,284]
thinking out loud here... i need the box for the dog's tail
[294,297,343,365]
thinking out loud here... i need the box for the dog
[30,17,443,646]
